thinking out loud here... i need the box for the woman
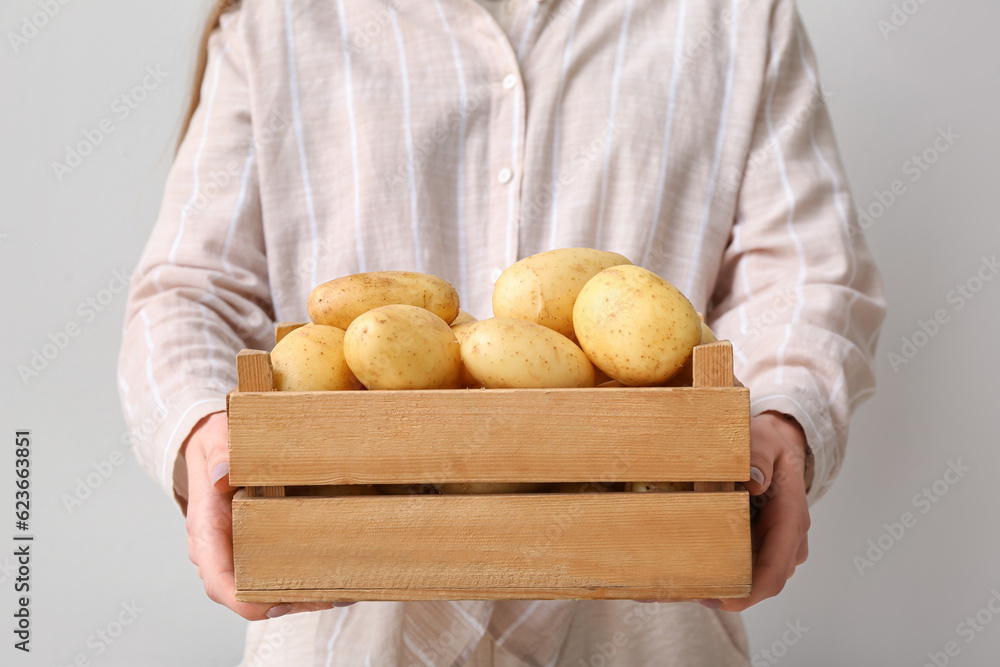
[118,0,885,664]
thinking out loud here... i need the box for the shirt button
[498,167,513,184]
[490,268,503,283]
[503,74,517,90]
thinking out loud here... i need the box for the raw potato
[286,484,379,496]
[460,317,596,389]
[552,481,624,493]
[270,324,363,391]
[308,271,460,329]
[435,483,552,494]
[344,305,462,390]
[492,248,632,341]
[451,309,477,326]
[573,265,701,386]
[451,321,483,388]
[700,320,719,344]
[627,482,695,492]
[376,484,440,495]
[451,321,476,343]
[664,317,720,387]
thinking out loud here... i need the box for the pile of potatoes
[269,248,715,495]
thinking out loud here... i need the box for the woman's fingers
[186,425,273,620]
[192,488,346,619]
[744,412,801,496]
[745,436,776,497]
[795,534,809,567]
[185,413,352,620]
[719,418,810,613]
[197,412,234,492]
[642,413,814,613]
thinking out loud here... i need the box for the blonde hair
[177,0,242,154]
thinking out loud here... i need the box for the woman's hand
[182,411,353,620]
[700,410,812,612]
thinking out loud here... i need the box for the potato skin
[344,305,462,390]
[287,484,379,496]
[270,324,364,391]
[627,482,694,492]
[451,309,477,326]
[492,248,632,341]
[460,317,596,389]
[308,271,460,330]
[663,318,721,387]
[451,321,483,388]
[700,320,719,344]
[573,265,701,386]
[552,481,625,493]
[434,483,552,494]
[451,321,476,343]
[376,484,440,495]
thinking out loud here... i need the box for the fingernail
[267,604,291,618]
[698,599,723,610]
[750,466,764,486]
[211,462,229,485]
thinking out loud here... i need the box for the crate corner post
[693,341,737,492]
[275,322,309,345]
[233,349,284,498]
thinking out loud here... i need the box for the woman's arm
[704,0,886,611]
[117,8,336,620]
[710,0,887,507]
[118,8,272,514]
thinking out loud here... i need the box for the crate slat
[233,490,751,601]
[228,386,749,486]
[235,350,285,498]
[229,335,753,602]
[236,585,749,602]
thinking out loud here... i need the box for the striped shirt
[117,0,886,664]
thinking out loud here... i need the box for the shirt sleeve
[117,7,273,514]
[708,0,887,505]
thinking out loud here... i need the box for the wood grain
[233,350,284,498]
[237,350,275,392]
[691,342,738,491]
[693,482,735,491]
[275,322,308,345]
[227,386,750,486]
[235,585,751,603]
[233,490,751,602]
[693,341,734,388]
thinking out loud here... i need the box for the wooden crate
[228,324,751,603]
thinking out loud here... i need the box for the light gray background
[2,1,997,665]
